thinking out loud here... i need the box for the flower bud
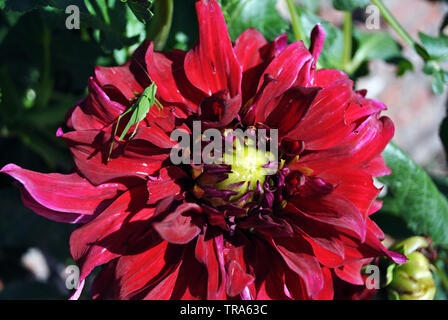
[386,236,436,300]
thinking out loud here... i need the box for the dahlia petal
[115,242,183,299]
[368,200,384,216]
[145,43,200,112]
[284,268,307,299]
[153,202,202,245]
[315,69,349,87]
[69,105,104,131]
[366,218,385,240]
[142,265,182,300]
[309,24,325,61]
[83,78,126,126]
[236,32,288,105]
[69,279,85,300]
[286,212,346,267]
[198,91,242,128]
[340,228,407,264]
[314,267,334,300]
[144,106,177,133]
[70,185,154,283]
[320,169,380,218]
[253,255,289,299]
[272,236,324,299]
[195,231,227,299]
[223,245,254,297]
[95,61,144,100]
[132,125,177,149]
[147,166,186,205]
[252,42,313,123]
[286,79,356,150]
[0,164,124,224]
[297,116,394,174]
[20,189,93,224]
[158,241,206,300]
[360,154,392,177]
[345,98,387,124]
[185,0,242,97]
[234,28,267,72]
[265,87,319,137]
[289,192,367,242]
[62,130,167,185]
[334,258,371,286]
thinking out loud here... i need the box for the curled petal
[185,0,242,98]
[153,202,202,244]
[0,164,124,224]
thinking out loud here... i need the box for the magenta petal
[62,130,167,185]
[298,115,395,174]
[195,231,227,299]
[289,192,367,242]
[84,77,126,126]
[286,79,356,150]
[146,166,186,205]
[251,42,313,123]
[145,43,200,113]
[309,24,325,61]
[115,242,183,299]
[1,164,124,224]
[272,236,324,299]
[185,0,242,98]
[234,28,268,72]
[153,202,202,244]
[224,246,254,297]
[95,61,144,100]
[315,69,349,87]
[70,185,153,284]
[133,125,177,149]
[334,259,371,286]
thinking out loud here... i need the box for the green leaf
[432,69,445,95]
[396,58,414,76]
[422,60,447,95]
[332,0,369,11]
[346,30,402,74]
[419,32,448,61]
[121,0,154,24]
[298,0,319,13]
[223,0,290,42]
[379,143,448,245]
[354,30,402,61]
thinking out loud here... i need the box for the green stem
[342,11,353,71]
[434,263,448,293]
[285,0,307,45]
[370,0,415,48]
[148,0,174,51]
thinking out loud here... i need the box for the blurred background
[0,0,447,299]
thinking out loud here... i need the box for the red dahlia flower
[1,0,406,300]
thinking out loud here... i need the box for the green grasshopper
[107,82,163,161]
